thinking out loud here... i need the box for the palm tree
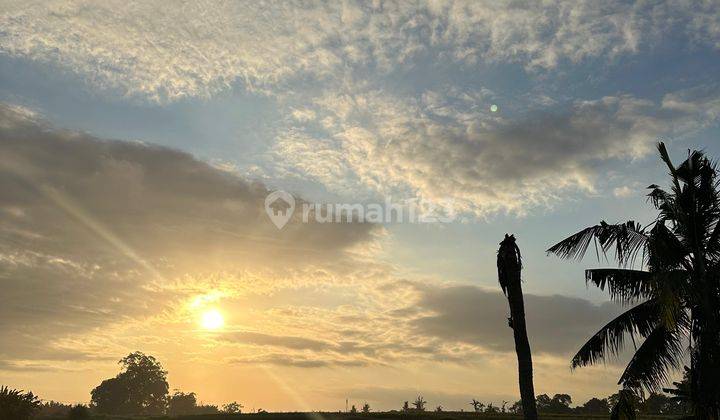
[547,143,720,418]
[497,234,538,420]
[0,386,41,420]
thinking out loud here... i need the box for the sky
[1,0,720,411]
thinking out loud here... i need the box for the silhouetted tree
[223,401,243,414]
[90,351,169,415]
[548,143,720,417]
[577,397,609,414]
[535,394,551,412]
[508,400,523,415]
[470,399,484,412]
[195,404,220,414]
[67,404,91,420]
[549,394,572,413]
[37,401,72,417]
[535,394,572,414]
[638,392,672,414]
[497,234,538,420]
[412,396,426,411]
[361,403,370,413]
[484,402,499,414]
[610,389,637,420]
[350,404,357,413]
[608,390,641,414]
[435,405,443,412]
[0,386,41,420]
[402,401,409,412]
[167,391,197,416]
[663,366,693,415]
[90,377,129,415]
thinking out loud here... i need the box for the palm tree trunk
[497,234,538,420]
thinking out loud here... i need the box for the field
[56,411,680,420]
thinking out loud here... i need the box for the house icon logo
[264,190,295,229]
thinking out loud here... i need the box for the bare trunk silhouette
[497,234,538,420]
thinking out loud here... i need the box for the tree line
[0,352,244,419]
[386,374,690,417]
[0,351,693,419]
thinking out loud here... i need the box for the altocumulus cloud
[273,88,720,215]
[1,1,718,101]
[2,1,720,219]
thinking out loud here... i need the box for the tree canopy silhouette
[548,142,720,418]
[0,386,41,420]
[168,391,198,416]
[90,351,169,415]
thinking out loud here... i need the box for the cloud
[409,284,622,356]
[273,88,720,216]
[207,281,625,369]
[0,106,633,402]
[1,1,718,101]
[228,353,367,368]
[0,103,374,266]
[3,1,719,219]
[0,102,376,365]
[218,331,334,352]
[613,186,633,198]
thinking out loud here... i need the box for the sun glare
[199,309,224,330]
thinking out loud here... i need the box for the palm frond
[647,184,673,210]
[585,269,654,302]
[706,220,720,256]
[658,142,680,189]
[647,221,689,271]
[547,221,647,266]
[618,312,689,392]
[572,299,659,369]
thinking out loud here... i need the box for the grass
[59,411,681,420]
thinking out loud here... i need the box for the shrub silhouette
[469,399,484,412]
[0,386,41,420]
[167,391,197,416]
[67,404,91,420]
[412,396,426,411]
[223,401,243,414]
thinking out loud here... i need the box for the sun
[199,309,224,330]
